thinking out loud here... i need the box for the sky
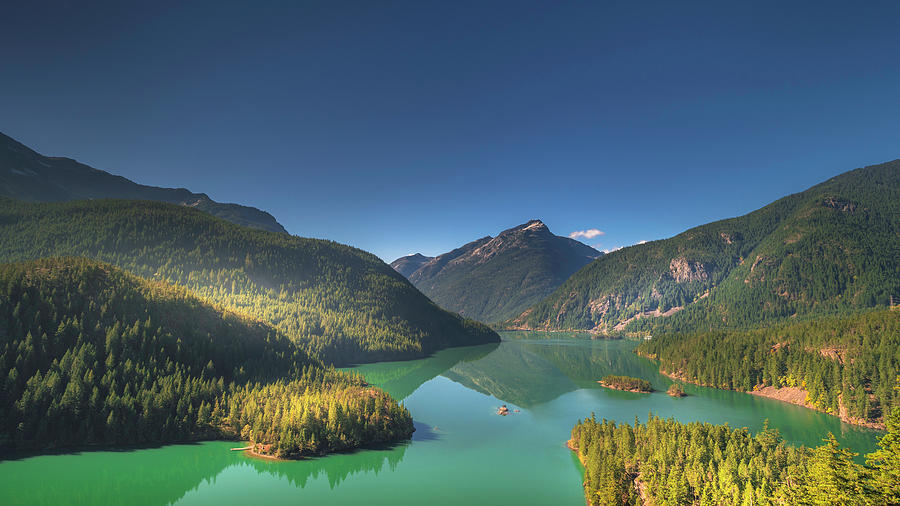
[2,1,900,261]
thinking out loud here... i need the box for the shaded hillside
[0,258,413,457]
[0,132,287,233]
[0,199,499,365]
[397,220,601,323]
[513,161,900,333]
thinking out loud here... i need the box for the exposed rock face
[823,196,859,213]
[394,220,602,323]
[668,257,710,283]
[390,253,434,277]
[0,132,288,233]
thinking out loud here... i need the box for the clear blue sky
[3,1,899,261]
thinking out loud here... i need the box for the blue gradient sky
[3,1,899,261]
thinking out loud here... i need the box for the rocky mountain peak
[390,252,435,277]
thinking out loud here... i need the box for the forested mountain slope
[638,308,900,427]
[0,199,498,365]
[512,161,900,333]
[0,258,413,457]
[396,220,600,323]
[0,132,287,233]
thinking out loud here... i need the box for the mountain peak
[497,219,550,237]
[395,219,601,323]
[390,252,435,277]
[520,219,547,231]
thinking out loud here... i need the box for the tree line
[571,411,900,505]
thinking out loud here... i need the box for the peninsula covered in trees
[0,258,414,457]
[570,411,900,505]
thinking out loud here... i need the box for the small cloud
[637,240,648,245]
[602,246,623,254]
[569,228,605,240]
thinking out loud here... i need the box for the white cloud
[569,228,605,240]
[602,246,623,254]
[637,240,648,245]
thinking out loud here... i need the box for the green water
[0,334,882,505]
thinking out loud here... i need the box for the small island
[598,375,653,393]
[667,383,686,397]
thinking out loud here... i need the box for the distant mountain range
[511,160,900,333]
[0,132,287,233]
[392,220,601,323]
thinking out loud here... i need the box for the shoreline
[566,440,592,506]
[597,380,652,394]
[498,327,625,339]
[243,447,290,462]
[568,438,648,505]
[640,353,887,430]
[747,386,885,430]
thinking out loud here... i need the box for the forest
[0,198,498,365]
[637,309,900,425]
[0,258,413,457]
[571,411,900,505]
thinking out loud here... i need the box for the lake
[0,333,881,505]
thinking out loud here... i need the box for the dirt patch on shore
[749,385,809,405]
[749,386,885,430]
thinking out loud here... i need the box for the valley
[0,336,884,505]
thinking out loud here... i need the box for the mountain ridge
[0,131,287,233]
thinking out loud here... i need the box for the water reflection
[346,342,498,400]
[0,442,234,506]
[241,443,408,490]
[443,337,661,407]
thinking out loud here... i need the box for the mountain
[512,161,900,333]
[0,132,287,233]
[0,198,499,365]
[390,253,433,277]
[0,257,413,457]
[393,220,601,323]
